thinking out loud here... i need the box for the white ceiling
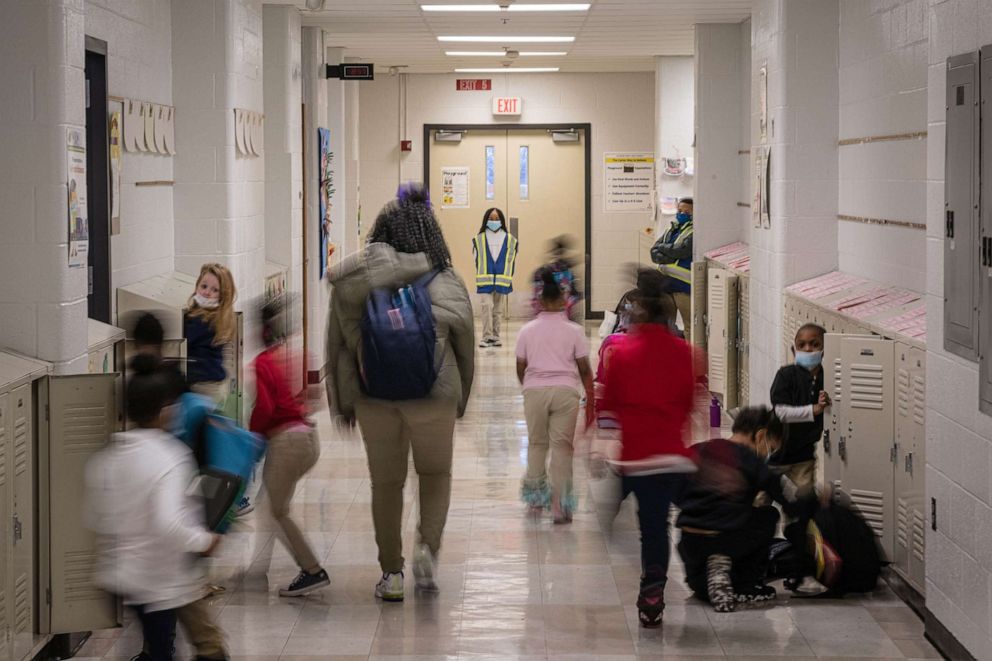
[290,0,752,73]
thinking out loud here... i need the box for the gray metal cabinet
[980,45,992,414]
[944,52,981,360]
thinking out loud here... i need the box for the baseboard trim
[884,569,925,619]
[925,608,977,661]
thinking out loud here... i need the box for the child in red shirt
[250,295,329,597]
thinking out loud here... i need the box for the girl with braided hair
[325,183,475,602]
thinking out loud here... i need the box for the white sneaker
[374,571,404,602]
[413,543,439,592]
[795,576,828,596]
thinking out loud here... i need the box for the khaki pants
[523,387,580,503]
[356,398,457,573]
[480,292,505,342]
[262,426,321,572]
[177,596,227,660]
[190,380,230,407]
[673,291,692,339]
[771,459,816,499]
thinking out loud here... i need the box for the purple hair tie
[396,182,431,210]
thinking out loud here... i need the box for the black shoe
[129,654,150,661]
[735,584,777,605]
[279,568,330,597]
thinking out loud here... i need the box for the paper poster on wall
[66,127,89,268]
[318,127,336,278]
[759,65,768,144]
[441,167,470,208]
[109,108,123,234]
[142,102,156,153]
[604,153,654,212]
[485,146,495,200]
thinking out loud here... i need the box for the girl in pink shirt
[516,268,595,523]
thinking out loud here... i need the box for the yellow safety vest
[474,233,517,292]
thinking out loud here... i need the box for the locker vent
[711,280,726,308]
[14,573,29,633]
[897,369,910,418]
[63,404,111,453]
[850,488,885,538]
[65,551,104,601]
[912,509,925,561]
[710,351,726,383]
[850,363,885,410]
[13,416,28,475]
[0,588,7,658]
[897,498,909,549]
[913,375,926,426]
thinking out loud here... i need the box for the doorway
[85,37,111,323]
[425,124,591,318]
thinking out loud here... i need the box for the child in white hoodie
[86,355,221,660]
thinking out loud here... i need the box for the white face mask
[194,293,220,309]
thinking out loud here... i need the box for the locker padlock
[823,430,831,455]
[838,437,847,462]
[905,452,914,474]
[890,444,898,464]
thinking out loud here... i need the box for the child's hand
[813,390,829,416]
[201,534,223,557]
[584,395,596,430]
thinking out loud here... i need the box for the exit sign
[492,96,522,116]
[456,79,491,91]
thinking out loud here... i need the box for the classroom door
[429,128,586,318]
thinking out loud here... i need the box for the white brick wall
[925,0,992,655]
[357,71,656,313]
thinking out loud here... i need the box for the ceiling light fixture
[439,35,575,43]
[445,50,568,56]
[423,3,590,11]
[454,67,560,72]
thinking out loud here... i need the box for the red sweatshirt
[250,346,306,437]
[600,323,694,462]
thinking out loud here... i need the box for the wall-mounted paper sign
[67,127,89,268]
[604,153,654,212]
[441,167,470,208]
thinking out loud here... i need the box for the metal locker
[822,333,845,489]
[0,393,8,661]
[692,261,708,350]
[909,347,927,589]
[838,335,896,560]
[944,52,981,361]
[37,373,121,635]
[892,343,923,591]
[707,268,738,407]
[980,45,992,414]
[9,385,32,661]
[737,275,750,406]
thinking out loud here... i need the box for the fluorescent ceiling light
[439,35,575,43]
[423,3,590,11]
[455,67,560,72]
[445,50,568,56]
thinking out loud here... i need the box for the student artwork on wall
[441,167,470,208]
[759,65,768,144]
[752,146,771,228]
[318,127,336,278]
[109,107,123,235]
[235,109,264,157]
[121,98,175,155]
[66,127,89,268]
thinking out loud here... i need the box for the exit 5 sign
[492,97,522,116]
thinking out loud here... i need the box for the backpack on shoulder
[360,270,440,400]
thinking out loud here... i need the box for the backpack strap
[412,269,442,289]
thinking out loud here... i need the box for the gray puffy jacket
[325,243,476,419]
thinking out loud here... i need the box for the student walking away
[250,294,329,597]
[474,207,518,347]
[600,268,698,629]
[516,267,595,523]
[326,183,475,602]
[84,355,225,661]
[677,406,810,613]
[530,235,583,322]
[769,323,831,498]
[650,197,694,337]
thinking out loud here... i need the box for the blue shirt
[184,315,226,383]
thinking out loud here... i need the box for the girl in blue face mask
[474,208,517,347]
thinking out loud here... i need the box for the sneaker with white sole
[413,543,439,592]
[279,568,330,597]
[375,571,404,602]
[233,495,254,517]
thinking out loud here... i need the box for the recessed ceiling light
[445,51,568,56]
[423,3,590,11]
[439,36,575,43]
[454,67,560,72]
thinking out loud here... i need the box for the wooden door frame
[423,123,597,319]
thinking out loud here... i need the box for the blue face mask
[486,220,502,232]
[676,211,692,224]
[794,350,823,370]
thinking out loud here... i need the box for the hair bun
[129,353,162,376]
[396,182,431,208]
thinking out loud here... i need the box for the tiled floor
[78,324,942,660]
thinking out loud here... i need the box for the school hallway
[70,323,938,661]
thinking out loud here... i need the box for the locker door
[839,336,896,560]
[737,275,750,406]
[38,374,120,634]
[9,385,32,661]
[707,268,738,407]
[909,347,927,589]
[944,52,980,360]
[893,343,914,584]
[980,45,992,414]
[0,393,9,661]
[822,334,845,489]
[692,261,708,350]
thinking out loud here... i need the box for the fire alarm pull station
[401,140,413,152]
[325,64,375,81]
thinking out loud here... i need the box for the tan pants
[673,291,692,339]
[262,426,321,572]
[523,387,580,503]
[480,292,505,342]
[177,596,227,659]
[771,459,816,499]
[190,380,230,407]
[356,398,457,573]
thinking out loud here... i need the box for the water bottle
[709,396,722,429]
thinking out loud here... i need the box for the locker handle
[905,452,914,474]
[890,444,898,464]
[983,237,989,267]
[946,211,954,238]
[12,514,21,543]
[838,436,847,462]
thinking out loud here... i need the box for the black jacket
[769,364,824,465]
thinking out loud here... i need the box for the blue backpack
[360,270,440,400]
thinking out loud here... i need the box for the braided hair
[368,183,453,270]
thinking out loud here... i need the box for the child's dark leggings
[135,605,178,661]
[622,473,686,592]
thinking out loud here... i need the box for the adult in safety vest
[650,197,694,338]
[473,207,518,347]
